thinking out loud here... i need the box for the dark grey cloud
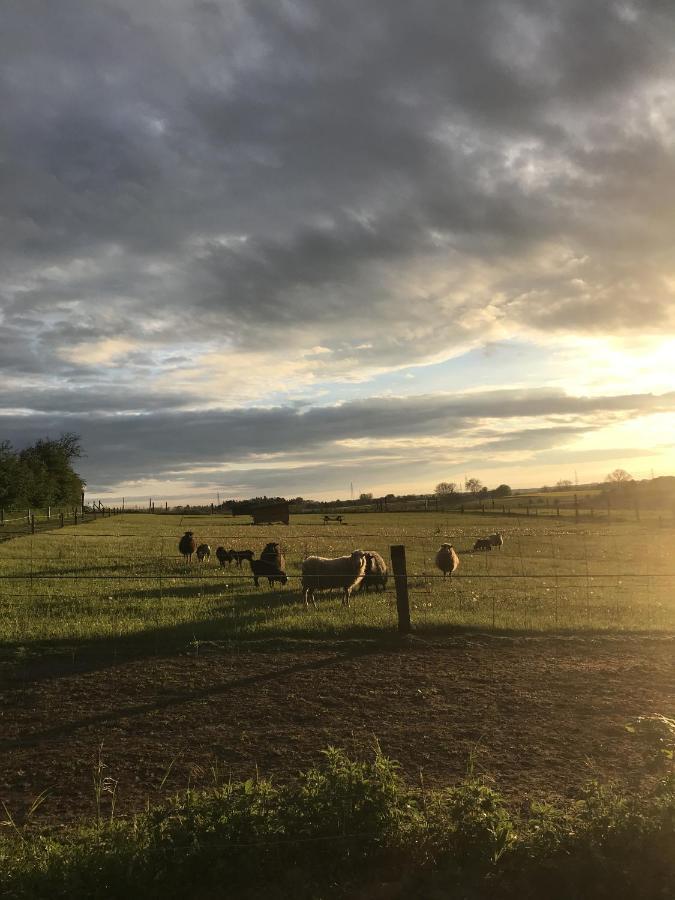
[2,1,675,375]
[1,388,672,491]
[1,1,674,494]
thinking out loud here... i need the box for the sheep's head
[351,550,367,568]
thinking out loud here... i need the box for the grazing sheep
[435,543,460,577]
[301,550,367,607]
[358,551,388,592]
[231,549,254,567]
[260,542,285,570]
[178,531,197,562]
[473,538,492,552]
[215,546,234,567]
[489,532,504,550]
[196,543,211,562]
[249,557,288,588]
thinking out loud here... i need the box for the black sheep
[179,531,197,562]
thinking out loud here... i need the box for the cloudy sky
[2,0,674,501]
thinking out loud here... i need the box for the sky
[1,0,675,502]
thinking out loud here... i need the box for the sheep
[215,546,234,567]
[230,549,254,567]
[489,532,504,550]
[196,543,211,562]
[358,551,388,592]
[435,543,460,577]
[249,557,288,588]
[301,550,367,607]
[473,538,492,552]
[178,531,197,562]
[260,541,285,570]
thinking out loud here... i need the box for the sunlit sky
[2,1,674,501]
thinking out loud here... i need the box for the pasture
[0,512,673,825]
[0,511,673,649]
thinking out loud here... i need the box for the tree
[493,484,512,498]
[606,468,633,483]
[0,434,84,508]
[435,482,457,495]
[465,477,482,494]
[556,479,573,489]
[359,492,373,502]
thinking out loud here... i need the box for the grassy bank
[1,743,673,899]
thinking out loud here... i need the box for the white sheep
[301,550,367,607]
[196,543,211,562]
[358,551,389,592]
[435,543,460,577]
[489,532,504,550]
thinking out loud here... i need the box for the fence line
[0,572,673,581]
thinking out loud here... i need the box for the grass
[0,512,673,665]
[1,743,673,899]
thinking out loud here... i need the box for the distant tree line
[0,433,85,509]
[434,480,512,499]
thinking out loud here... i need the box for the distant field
[0,511,673,658]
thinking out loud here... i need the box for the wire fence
[0,506,121,542]
[0,521,673,637]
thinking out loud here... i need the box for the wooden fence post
[0,508,3,524]
[390,545,411,635]
[60,512,64,528]
[30,514,35,534]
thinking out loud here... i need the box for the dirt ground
[1,632,673,824]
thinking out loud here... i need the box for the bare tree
[556,479,573,489]
[605,468,633,483]
[435,481,457,495]
[465,477,482,494]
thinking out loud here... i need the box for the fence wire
[0,514,673,637]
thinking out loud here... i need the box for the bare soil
[0,632,673,824]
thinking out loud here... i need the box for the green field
[0,511,673,659]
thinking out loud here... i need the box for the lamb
[301,550,367,607]
[473,538,492,552]
[230,549,254,567]
[249,557,288,588]
[489,532,504,550]
[260,542,285,570]
[358,551,388,592]
[215,546,234,567]
[178,531,197,562]
[435,543,460,577]
[196,543,211,562]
